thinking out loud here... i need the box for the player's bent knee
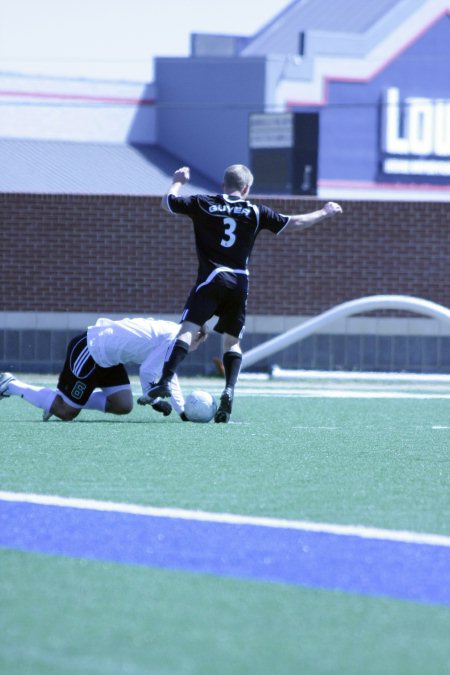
[106,392,133,416]
[223,334,241,353]
[49,396,80,421]
[110,403,133,415]
[55,406,80,422]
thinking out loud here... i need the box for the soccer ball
[184,390,217,423]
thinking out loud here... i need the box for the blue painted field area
[2,383,450,675]
[1,497,449,607]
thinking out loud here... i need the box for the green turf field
[1,375,450,675]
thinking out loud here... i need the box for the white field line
[166,383,450,400]
[32,376,450,400]
[232,390,450,399]
[207,386,450,399]
[136,387,450,400]
[267,369,450,383]
[1,491,449,548]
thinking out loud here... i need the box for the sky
[0,0,292,82]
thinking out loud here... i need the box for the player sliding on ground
[147,164,343,423]
[0,318,208,422]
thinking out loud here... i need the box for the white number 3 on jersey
[220,217,237,248]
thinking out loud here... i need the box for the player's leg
[96,366,133,415]
[73,385,133,416]
[47,332,99,421]
[48,395,82,421]
[222,336,243,391]
[1,338,125,422]
[147,320,198,398]
[104,387,133,415]
[213,280,247,423]
[148,285,216,400]
[0,372,58,415]
[214,335,242,423]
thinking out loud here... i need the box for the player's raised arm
[161,166,190,212]
[286,201,343,231]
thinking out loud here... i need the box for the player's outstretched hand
[323,201,343,217]
[173,167,190,184]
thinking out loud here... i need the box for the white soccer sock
[82,391,107,412]
[7,379,57,412]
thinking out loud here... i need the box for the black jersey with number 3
[166,193,290,284]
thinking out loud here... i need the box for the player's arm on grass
[161,166,190,212]
[137,356,173,416]
[168,375,185,417]
[286,201,343,231]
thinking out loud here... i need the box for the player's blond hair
[223,164,254,193]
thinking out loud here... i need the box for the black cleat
[214,388,233,423]
[147,381,171,399]
[151,400,172,416]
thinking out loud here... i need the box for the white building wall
[0,73,156,143]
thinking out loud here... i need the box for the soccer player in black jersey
[148,164,343,423]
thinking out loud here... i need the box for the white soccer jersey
[87,317,184,414]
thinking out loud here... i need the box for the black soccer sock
[222,351,242,391]
[160,339,189,382]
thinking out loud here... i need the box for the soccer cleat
[214,388,233,423]
[151,400,172,416]
[42,409,53,422]
[137,395,155,406]
[0,372,15,398]
[147,381,171,400]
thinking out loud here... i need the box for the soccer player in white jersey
[148,164,343,423]
[0,318,208,421]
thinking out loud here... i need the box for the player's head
[223,164,254,197]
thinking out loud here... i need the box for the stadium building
[1,0,449,199]
[1,0,450,375]
[156,0,450,201]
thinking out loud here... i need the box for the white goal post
[241,295,450,371]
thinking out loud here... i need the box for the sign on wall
[249,112,319,195]
[249,113,294,149]
[381,87,450,181]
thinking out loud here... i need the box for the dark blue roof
[0,139,216,195]
[242,0,414,55]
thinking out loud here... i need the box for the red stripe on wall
[0,90,155,105]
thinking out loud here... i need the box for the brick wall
[1,193,449,315]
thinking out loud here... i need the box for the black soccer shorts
[56,332,130,406]
[181,273,248,339]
